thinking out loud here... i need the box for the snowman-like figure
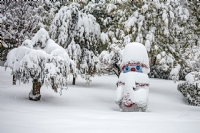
[115,42,150,112]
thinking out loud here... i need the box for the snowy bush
[4,28,72,101]
[178,72,200,106]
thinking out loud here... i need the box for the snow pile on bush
[178,72,200,106]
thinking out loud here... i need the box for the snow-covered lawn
[0,66,200,133]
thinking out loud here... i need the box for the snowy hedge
[178,82,200,106]
[178,72,200,106]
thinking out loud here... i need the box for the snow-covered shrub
[178,72,200,106]
[4,28,72,101]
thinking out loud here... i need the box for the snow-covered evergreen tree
[123,0,191,79]
[0,1,46,61]
[4,28,72,101]
[2,0,200,83]
[50,3,102,84]
[49,3,79,48]
[86,0,198,80]
[38,0,61,31]
[179,44,200,75]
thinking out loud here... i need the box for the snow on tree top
[22,39,33,49]
[44,39,66,55]
[32,28,50,48]
[122,42,149,67]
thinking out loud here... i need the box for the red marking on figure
[131,68,136,71]
[124,102,135,107]
[121,61,149,69]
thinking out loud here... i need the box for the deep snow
[0,66,200,133]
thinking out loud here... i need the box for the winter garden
[0,0,200,132]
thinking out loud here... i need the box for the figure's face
[122,65,143,73]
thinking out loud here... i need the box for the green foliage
[1,0,200,81]
[0,46,8,61]
[178,82,200,106]
[0,1,44,61]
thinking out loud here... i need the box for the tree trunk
[72,76,76,85]
[113,63,121,78]
[13,75,16,85]
[29,79,41,101]
[51,78,57,92]
[152,56,156,66]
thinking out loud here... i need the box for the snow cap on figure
[121,42,150,74]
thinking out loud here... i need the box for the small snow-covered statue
[116,42,150,112]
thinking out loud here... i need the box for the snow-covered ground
[0,66,200,133]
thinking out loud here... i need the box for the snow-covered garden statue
[115,42,150,112]
[4,28,73,101]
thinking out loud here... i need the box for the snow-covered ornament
[116,42,150,112]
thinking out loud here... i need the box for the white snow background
[0,66,200,133]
